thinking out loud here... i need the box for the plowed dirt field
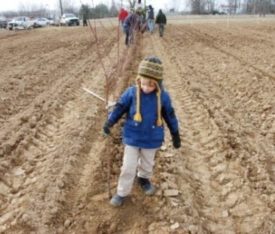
[0,16,275,234]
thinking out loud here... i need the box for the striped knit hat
[134,56,164,126]
[138,56,163,82]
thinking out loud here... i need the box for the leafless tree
[62,0,77,12]
[128,0,137,9]
[190,0,206,14]
[171,0,182,12]
[227,0,239,14]
[55,0,78,16]
[243,0,273,14]
[205,0,215,12]
[110,0,118,16]
[257,0,269,15]
[17,2,47,17]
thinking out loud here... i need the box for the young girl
[103,56,181,206]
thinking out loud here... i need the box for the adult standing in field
[83,15,88,26]
[147,5,155,33]
[123,8,142,46]
[155,9,167,37]
[80,5,89,27]
[118,8,128,31]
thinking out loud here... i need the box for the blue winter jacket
[108,86,179,149]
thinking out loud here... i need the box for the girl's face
[140,78,156,94]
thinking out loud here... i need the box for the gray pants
[117,145,158,197]
[158,23,165,37]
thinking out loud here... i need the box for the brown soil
[0,17,275,234]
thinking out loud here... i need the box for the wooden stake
[82,87,105,102]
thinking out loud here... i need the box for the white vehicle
[47,18,55,25]
[60,13,80,26]
[32,17,50,28]
[7,16,33,30]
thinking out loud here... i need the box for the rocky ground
[0,16,275,233]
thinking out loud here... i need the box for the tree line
[1,0,275,19]
[190,0,275,15]
[79,3,118,20]
[1,3,118,19]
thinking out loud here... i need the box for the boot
[137,177,155,195]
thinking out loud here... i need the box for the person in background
[118,8,128,31]
[147,5,154,33]
[123,9,142,46]
[83,15,88,26]
[103,56,181,207]
[155,9,167,37]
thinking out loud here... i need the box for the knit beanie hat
[138,56,163,82]
[134,56,163,126]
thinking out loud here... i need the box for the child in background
[103,56,181,207]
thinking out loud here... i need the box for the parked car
[0,16,7,28]
[60,13,80,26]
[32,17,50,28]
[46,17,55,25]
[7,16,33,30]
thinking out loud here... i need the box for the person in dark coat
[155,9,167,37]
[103,56,181,206]
[83,15,88,26]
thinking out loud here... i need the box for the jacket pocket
[151,125,164,141]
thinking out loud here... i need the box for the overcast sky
[0,0,184,12]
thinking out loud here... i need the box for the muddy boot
[137,177,155,195]
[110,194,125,207]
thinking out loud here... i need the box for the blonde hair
[134,56,164,126]
[134,75,162,126]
